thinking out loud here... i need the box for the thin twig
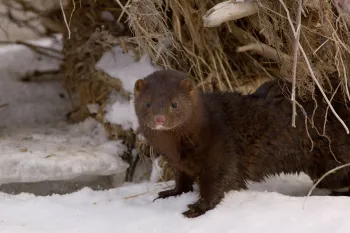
[0,103,9,108]
[20,70,62,82]
[294,101,314,152]
[60,0,71,39]
[323,84,342,135]
[116,0,131,22]
[236,42,290,62]
[313,39,329,55]
[0,40,62,54]
[68,0,76,29]
[0,41,62,60]
[291,0,302,127]
[124,191,151,200]
[117,0,132,22]
[0,22,9,40]
[303,163,350,208]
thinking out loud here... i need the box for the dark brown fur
[133,69,350,218]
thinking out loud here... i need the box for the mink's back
[200,81,350,188]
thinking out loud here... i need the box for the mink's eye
[146,101,151,108]
[171,102,177,108]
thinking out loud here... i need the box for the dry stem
[68,0,76,29]
[236,42,290,63]
[323,83,342,135]
[0,40,62,60]
[60,0,71,39]
[291,0,302,127]
[0,103,9,108]
[117,0,131,22]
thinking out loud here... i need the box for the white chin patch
[154,125,167,130]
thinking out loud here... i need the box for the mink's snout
[154,115,166,125]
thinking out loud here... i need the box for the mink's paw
[182,199,207,218]
[183,198,219,218]
[182,208,206,218]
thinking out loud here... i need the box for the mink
[133,69,350,218]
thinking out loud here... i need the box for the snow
[96,46,159,94]
[0,175,349,233]
[105,97,139,131]
[96,45,159,130]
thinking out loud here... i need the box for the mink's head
[133,69,197,131]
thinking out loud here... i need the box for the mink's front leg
[182,172,224,218]
[154,171,194,201]
[183,170,245,218]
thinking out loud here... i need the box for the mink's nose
[154,115,166,125]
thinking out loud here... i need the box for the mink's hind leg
[330,188,350,196]
[154,171,194,201]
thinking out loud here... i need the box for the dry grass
[129,0,350,101]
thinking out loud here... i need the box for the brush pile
[129,0,350,97]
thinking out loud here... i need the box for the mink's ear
[134,79,146,98]
[180,78,195,93]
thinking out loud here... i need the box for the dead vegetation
[129,0,350,97]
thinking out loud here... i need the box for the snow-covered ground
[1,36,350,233]
[0,176,349,233]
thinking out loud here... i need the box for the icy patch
[0,118,129,184]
